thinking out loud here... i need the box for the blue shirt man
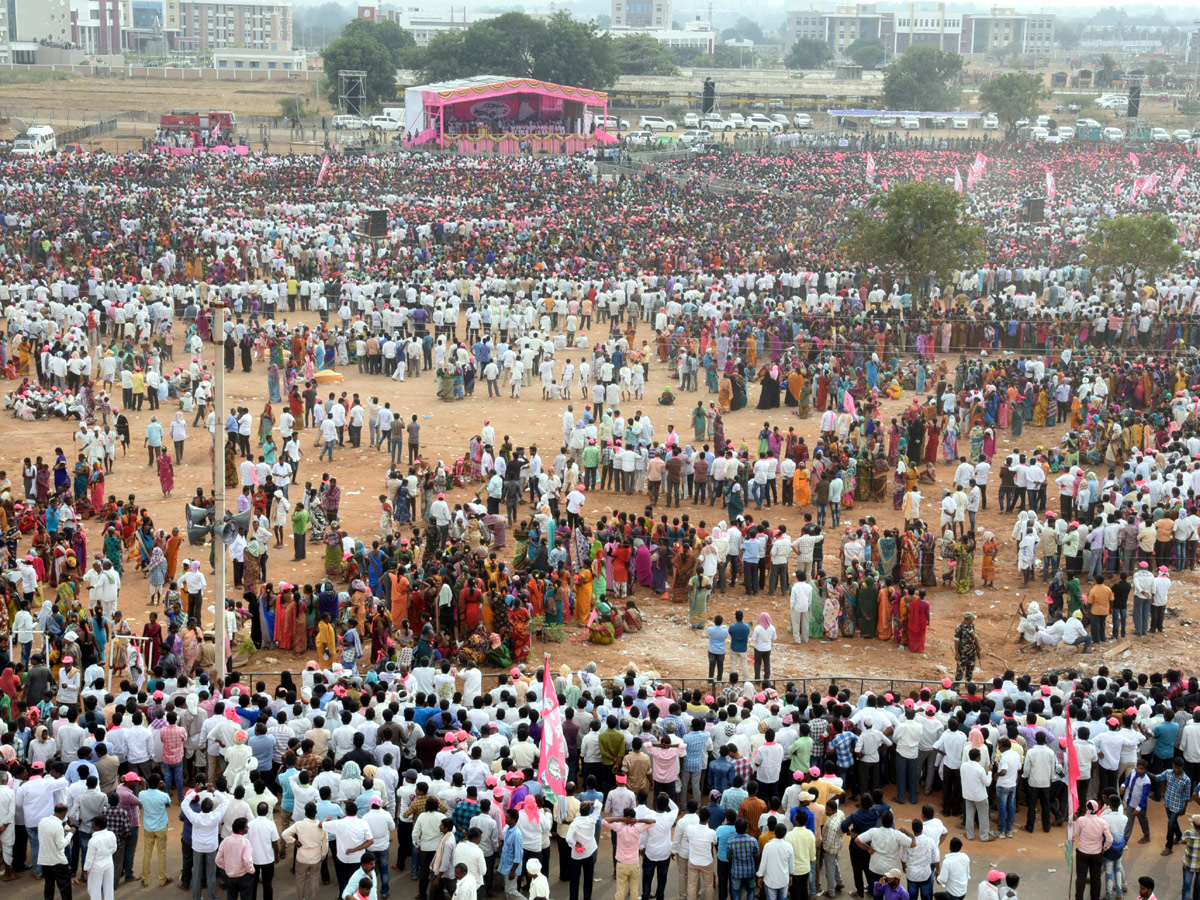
[140,785,172,832]
[728,617,750,654]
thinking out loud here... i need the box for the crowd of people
[0,135,1197,900]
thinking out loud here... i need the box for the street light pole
[211,301,227,683]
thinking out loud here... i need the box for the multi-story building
[960,7,1055,55]
[786,2,1053,58]
[9,0,71,44]
[611,0,670,31]
[891,2,960,53]
[175,0,291,51]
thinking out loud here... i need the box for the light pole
[211,301,227,682]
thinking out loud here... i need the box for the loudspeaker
[185,503,213,545]
[366,208,387,238]
[220,509,253,544]
[702,78,716,114]
[1127,84,1140,118]
[1022,196,1045,224]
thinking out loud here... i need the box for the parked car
[683,112,701,128]
[369,116,401,131]
[678,129,713,145]
[331,115,367,130]
[952,117,970,130]
[771,114,789,126]
[1102,126,1124,143]
[597,115,631,131]
[624,130,653,145]
[1036,114,1051,128]
[1056,126,1075,140]
[793,113,814,129]
[1151,127,1170,142]
[1028,126,1050,141]
[931,116,948,128]
[745,114,783,133]
[701,114,732,132]
[638,115,677,132]
[726,113,745,127]
[1174,129,1192,142]
[869,115,896,127]
[981,114,998,130]
[60,142,86,156]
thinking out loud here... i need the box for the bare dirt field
[9,309,1196,689]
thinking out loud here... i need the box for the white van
[12,125,56,156]
[900,116,921,130]
[332,114,367,130]
[381,107,405,122]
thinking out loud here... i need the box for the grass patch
[0,70,76,84]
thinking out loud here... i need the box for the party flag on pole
[1173,164,1187,189]
[537,655,568,802]
[317,154,330,186]
[865,152,876,179]
[953,169,963,193]
[1045,170,1057,199]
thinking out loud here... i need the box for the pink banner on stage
[161,144,250,156]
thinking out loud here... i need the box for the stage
[402,75,619,154]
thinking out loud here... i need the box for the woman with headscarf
[157,453,175,498]
[181,617,201,675]
[980,532,998,588]
[822,583,840,641]
[855,569,877,638]
[633,543,653,588]
[275,587,296,651]
[907,589,930,653]
[141,612,164,670]
[315,612,337,664]
[147,545,167,606]
[243,535,263,594]
[875,578,892,642]
[756,365,781,409]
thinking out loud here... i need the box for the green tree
[278,96,307,120]
[410,11,618,89]
[321,29,398,109]
[979,71,1048,132]
[1085,214,1183,281]
[841,181,984,294]
[882,45,963,110]
[1145,59,1169,77]
[844,36,884,69]
[1055,20,1084,49]
[339,18,415,66]
[722,17,765,43]
[785,38,832,70]
[1097,53,1118,87]
[612,33,679,75]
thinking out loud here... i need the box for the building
[785,3,893,59]
[785,2,1052,57]
[959,7,1054,55]
[611,0,670,31]
[9,0,71,44]
[175,0,292,51]
[891,2,960,54]
[607,18,715,53]
[213,46,304,68]
[821,4,887,58]
[70,0,122,53]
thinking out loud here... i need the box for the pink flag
[1113,183,1122,199]
[1065,709,1081,819]
[1144,172,1159,194]
[537,655,568,801]
[1173,164,1186,189]
[974,151,987,172]
[966,168,976,191]
[881,177,889,191]
[1129,152,1140,169]
[1045,170,1056,199]
[843,391,857,418]
[317,154,331,186]
[865,152,876,179]
[953,168,963,194]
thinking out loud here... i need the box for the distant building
[175,0,292,51]
[611,0,670,31]
[785,2,1053,58]
[607,18,715,53]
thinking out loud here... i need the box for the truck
[12,126,56,156]
[159,110,238,134]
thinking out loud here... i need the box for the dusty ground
[8,309,1197,688]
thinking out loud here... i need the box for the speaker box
[1023,196,1045,224]
[366,208,387,238]
[702,78,715,114]
[1127,84,1141,118]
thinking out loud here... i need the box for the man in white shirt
[788,572,812,644]
[756,823,794,899]
[935,838,971,899]
[893,710,924,805]
[960,749,992,841]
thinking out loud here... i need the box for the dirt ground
[12,309,1198,686]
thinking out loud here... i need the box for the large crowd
[0,137,1196,900]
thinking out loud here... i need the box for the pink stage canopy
[403,75,613,151]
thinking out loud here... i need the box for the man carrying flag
[1045,170,1057,200]
[865,152,876,180]
[953,169,963,194]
